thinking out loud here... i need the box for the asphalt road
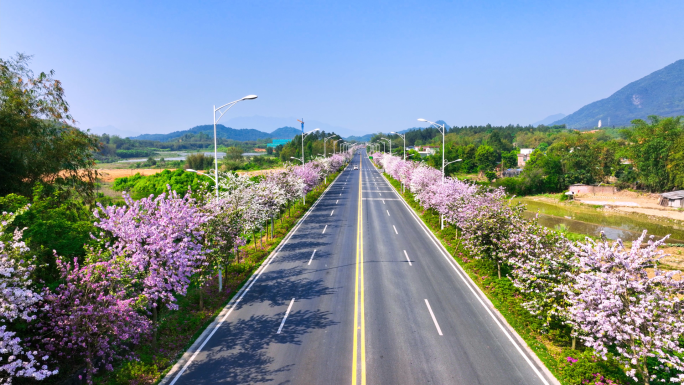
[164,150,555,385]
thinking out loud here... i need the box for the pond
[518,199,684,244]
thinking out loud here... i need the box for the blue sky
[2,0,683,137]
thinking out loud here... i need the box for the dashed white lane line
[425,299,443,336]
[330,210,334,216]
[382,200,385,204]
[404,250,412,266]
[322,225,327,234]
[336,200,339,204]
[308,250,317,265]
[393,225,398,234]
[277,298,296,333]
[387,210,390,216]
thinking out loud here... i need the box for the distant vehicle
[353,165,358,170]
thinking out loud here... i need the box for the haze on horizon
[2,0,683,137]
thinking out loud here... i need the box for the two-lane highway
[163,150,555,385]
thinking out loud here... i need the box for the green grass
[380,170,630,385]
[92,170,344,385]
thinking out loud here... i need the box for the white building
[517,149,535,167]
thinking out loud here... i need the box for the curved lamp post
[324,134,338,157]
[390,132,406,161]
[301,128,320,164]
[210,95,257,291]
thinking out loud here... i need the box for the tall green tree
[0,54,98,198]
[622,116,683,192]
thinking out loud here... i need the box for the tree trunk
[497,262,501,279]
[571,336,576,350]
[199,285,204,310]
[152,304,158,349]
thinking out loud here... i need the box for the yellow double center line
[352,158,366,385]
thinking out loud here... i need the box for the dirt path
[97,167,286,183]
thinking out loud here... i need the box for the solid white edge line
[163,169,343,385]
[322,225,327,234]
[308,249,317,265]
[277,298,296,333]
[377,168,554,385]
[393,225,398,234]
[404,250,412,266]
[425,299,443,335]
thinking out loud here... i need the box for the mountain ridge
[553,59,684,128]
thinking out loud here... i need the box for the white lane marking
[330,210,334,216]
[336,200,339,204]
[379,193,382,196]
[322,225,327,234]
[382,200,385,204]
[393,225,398,234]
[381,173,551,385]
[166,170,342,385]
[277,298,296,333]
[425,299,443,335]
[340,193,342,196]
[404,250,412,266]
[308,249,317,265]
[387,210,390,216]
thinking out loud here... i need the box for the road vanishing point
[162,149,555,385]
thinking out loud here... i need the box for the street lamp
[290,157,303,163]
[391,132,406,161]
[210,95,256,292]
[212,95,257,201]
[332,139,341,154]
[418,118,448,181]
[324,134,338,157]
[301,128,320,164]
[380,138,391,154]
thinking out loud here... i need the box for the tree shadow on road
[179,309,338,384]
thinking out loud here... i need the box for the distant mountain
[223,115,359,137]
[345,134,374,142]
[83,125,139,138]
[553,60,684,128]
[533,113,565,126]
[270,126,302,139]
[130,125,306,142]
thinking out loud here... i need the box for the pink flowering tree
[452,187,525,279]
[34,258,151,385]
[504,217,577,333]
[409,164,441,194]
[564,232,684,384]
[94,188,209,318]
[0,209,56,383]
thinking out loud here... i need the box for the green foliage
[115,149,155,158]
[112,169,211,199]
[224,146,244,161]
[484,170,496,182]
[502,150,518,168]
[0,54,99,199]
[622,116,683,191]
[0,185,95,285]
[185,153,214,171]
[475,144,497,171]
